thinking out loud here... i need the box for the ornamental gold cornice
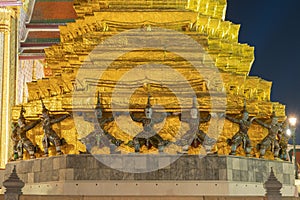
[21,60,282,117]
[52,11,254,77]
[13,90,285,121]
[47,35,254,78]
[196,15,240,43]
[187,0,226,20]
[26,75,73,102]
[73,0,101,19]
[207,37,254,68]
[12,95,69,121]
[222,73,272,102]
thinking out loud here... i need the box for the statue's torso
[42,119,54,134]
[188,118,200,132]
[17,127,27,139]
[239,120,251,133]
[269,124,280,138]
[142,118,154,131]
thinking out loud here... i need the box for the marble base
[2,154,296,196]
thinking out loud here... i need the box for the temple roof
[20,0,77,60]
[30,0,76,23]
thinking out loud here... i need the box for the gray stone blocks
[5,154,294,186]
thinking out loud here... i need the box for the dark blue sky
[226,1,300,142]
[39,1,300,141]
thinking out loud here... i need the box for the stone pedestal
[264,167,283,200]
[3,165,24,200]
[2,154,296,197]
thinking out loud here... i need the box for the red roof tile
[27,31,60,39]
[31,1,77,22]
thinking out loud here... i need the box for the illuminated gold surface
[11,0,286,160]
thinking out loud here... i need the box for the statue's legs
[51,135,63,155]
[133,137,140,152]
[198,130,216,153]
[259,148,266,158]
[259,139,279,159]
[273,141,280,158]
[82,132,98,152]
[133,130,158,152]
[259,137,271,158]
[98,134,120,153]
[87,136,95,152]
[105,132,124,153]
[229,133,252,156]
[83,139,92,154]
[191,137,201,148]
[279,143,288,160]
[197,130,216,145]
[103,130,123,147]
[22,138,36,159]
[229,133,243,156]
[133,136,146,152]
[43,131,63,156]
[149,134,165,152]
[16,140,23,160]
[178,130,194,153]
[12,141,18,160]
[244,136,252,157]
[42,135,50,156]
[96,135,111,148]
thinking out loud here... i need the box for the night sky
[226,0,300,143]
[71,2,300,143]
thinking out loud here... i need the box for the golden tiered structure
[11,0,286,159]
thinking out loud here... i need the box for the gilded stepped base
[2,155,296,196]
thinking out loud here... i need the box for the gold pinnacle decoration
[19,106,25,121]
[96,91,101,109]
[146,94,152,109]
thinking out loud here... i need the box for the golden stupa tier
[73,0,227,20]
[51,13,250,76]
[12,0,286,158]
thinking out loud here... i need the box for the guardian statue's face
[242,112,249,120]
[42,111,50,120]
[190,108,198,119]
[95,108,102,118]
[272,117,278,125]
[145,107,153,119]
[18,118,25,127]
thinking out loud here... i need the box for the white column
[0,8,17,168]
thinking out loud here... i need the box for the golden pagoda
[8,0,286,161]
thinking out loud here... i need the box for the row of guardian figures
[80,94,217,154]
[11,94,290,160]
[225,103,289,160]
[11,100,70,160]
[82,94,289,159]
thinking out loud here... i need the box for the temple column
[0,7,18,168]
